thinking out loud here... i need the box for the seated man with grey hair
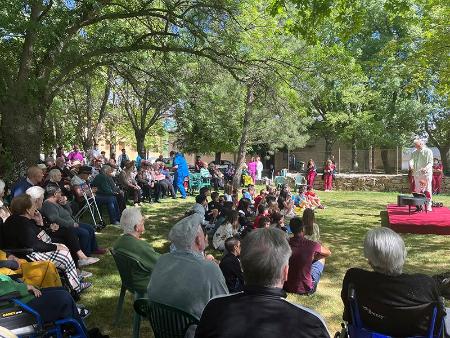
[91,164,126,216]
[10,166,45,198]
[147,213,228,321]
[195,228,330,338]
[341,227,447,336]
[112,207,160,291]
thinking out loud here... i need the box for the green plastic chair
[295,174,307,189]
[188,173,201,195]
[274,176,286,188]
[110,249,150,338]
[134,298,200,338]
[199,176,211,190]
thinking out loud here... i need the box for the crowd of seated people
[0,144,145,337]
[3,147,450,338]
[140,182,447,337]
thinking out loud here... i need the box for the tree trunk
[324,137,333,163]
[232,84,255,190]
[381,149,392,174]
[371,146,375,171]
[94,67,113,142]
[438,146,450,176]
[215,152,222,163]
[351,137,358,171]
[135,131,146,155]
[0,95,46,180]
[81,81,94,152]
[109,126,117,160]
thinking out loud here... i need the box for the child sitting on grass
[271,212,290,233]
[254,189,267,209]
[292,186,310,209]
[302,208,320,242]
[305,186,325,209]
[278,196,296,220]
[213,210,240,251]
[253,203,269,229]
[257,216,271,228]
[242,184,255,204]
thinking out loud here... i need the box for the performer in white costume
[409,139,434,211]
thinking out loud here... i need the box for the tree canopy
[0,0,448,177]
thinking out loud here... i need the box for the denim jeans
[95,194,120,223]
[77,223,98,255]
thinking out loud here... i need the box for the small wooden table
[397,195,428,215]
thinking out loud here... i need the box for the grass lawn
[82,191,450,337]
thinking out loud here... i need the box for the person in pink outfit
[247,157,257,184]
[306,159,317,188]
[323,159,335,191]
[67,145,85,165]
[432,158,443,194]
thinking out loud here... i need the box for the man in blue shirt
[11,166,44,197]
[171,151,189,199]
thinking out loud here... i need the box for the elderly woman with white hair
[42,184,104,257]
[341,227,447,336]
[112,207,160,291]
[2,194,90,294]
[44,168,72,198]
[26,186,98,268]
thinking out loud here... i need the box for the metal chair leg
[114,286,127,325]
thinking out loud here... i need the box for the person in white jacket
[256,156,264,181]
[409,139,434,211]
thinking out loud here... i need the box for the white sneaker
[78,257,99,267]
[79,270,93,279]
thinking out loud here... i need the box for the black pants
[125,187,141,203]
[48,227,80,267]
[158,179,175,198]
[138,182,152,201]
[114,192,126,214]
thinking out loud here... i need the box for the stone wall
[273,137,401,173]
[286,173,449,193]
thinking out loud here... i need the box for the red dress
[323,164,334,191]
[306,165,317,188]
[432,164,443,194]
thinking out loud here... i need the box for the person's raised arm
[317,244,331,259]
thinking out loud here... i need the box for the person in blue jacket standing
[171,151,189,199]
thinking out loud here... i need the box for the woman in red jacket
[323,159,335,191]
[432,158,443,194]
[306,159,317,188]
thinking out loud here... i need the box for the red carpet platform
[387,204,450,235]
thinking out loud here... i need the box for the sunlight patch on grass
[83,191,450,336]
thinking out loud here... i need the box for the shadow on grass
[82,191,450,336]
